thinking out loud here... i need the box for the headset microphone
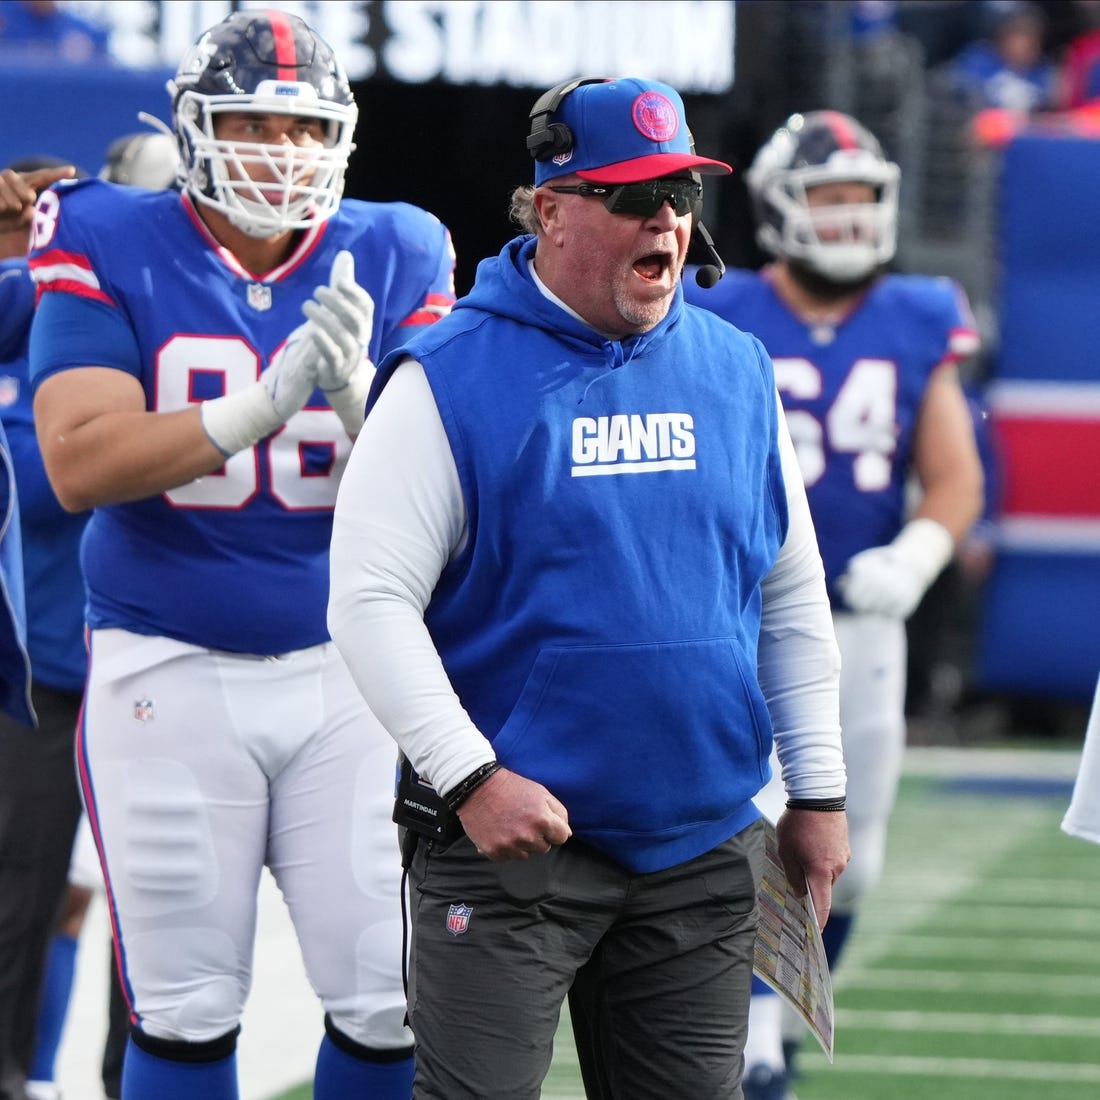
[692,219,726,288]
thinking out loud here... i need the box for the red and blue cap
[533,77,731,186]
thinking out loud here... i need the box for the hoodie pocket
[489,637,773,840]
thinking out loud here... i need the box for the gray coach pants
[407,819,764,1100]
[0,683,83,1100]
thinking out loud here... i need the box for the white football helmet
[745,110,899,282]
[100,131,181,190]
[168,10,357,238]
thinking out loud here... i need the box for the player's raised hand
[0,165,76,233]
[303,250,375,385]
[263,324,326,418]
[301,250,375,435]
[199,321,321,457]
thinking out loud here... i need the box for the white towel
[1061,672,1100,844]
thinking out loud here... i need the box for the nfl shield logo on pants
[446,903,473,936]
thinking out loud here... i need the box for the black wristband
[785,796,846,812]
[444,762,501,812]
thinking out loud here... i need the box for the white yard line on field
[837,1008,1100,1036]
[817,1053,1100,1083]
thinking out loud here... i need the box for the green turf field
[268,746,1100,1100]
[792,753,1100,1100]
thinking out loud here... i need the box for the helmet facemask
[757,152,899,282]
[747,112,900,285]
[168,10,358,239]
[175,85,356,238]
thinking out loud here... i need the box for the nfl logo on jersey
[132,697,155,722]
[247,283,272,311]
[0,375,18,408]
[446,903,473,937]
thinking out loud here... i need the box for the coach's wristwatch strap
[444,761,502,812]
[784,796,847,812]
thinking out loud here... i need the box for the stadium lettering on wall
[56,1,736,92]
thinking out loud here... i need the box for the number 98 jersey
[685,267,978,606]
[28,179,455,654]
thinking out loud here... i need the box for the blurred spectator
[98,130,180,190]
[893,0,994,68]
[1054,0,1100,107]
[18,131,180,1100]
[0,152,86,1100]
[849,1,900,41]
[0,0,110,64]
[949,2,1057,112]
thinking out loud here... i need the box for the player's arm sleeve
[29,286,142,385]
[757,401,846,801]
[373,217,456,362]
[943,277,980,363]
[396,222,456,331]
[328,358,496,794]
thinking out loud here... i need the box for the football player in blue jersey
[26,10,455,1100]
[0,155,87,1100]
[21,134,183,1100]
[685,110,985,1100]
[329,76,849,1099]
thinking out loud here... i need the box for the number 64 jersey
[685,267,979,606]
[28,179,455,655]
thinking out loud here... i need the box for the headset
[526,77,725,287]
[687,155,725,289]
[690,215,725,288]
[526,77,607,161]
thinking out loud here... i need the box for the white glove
[200,325,319,457]
[303,249,375,435]
[835,518,955,619]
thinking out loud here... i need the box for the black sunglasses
[547,178,702,218]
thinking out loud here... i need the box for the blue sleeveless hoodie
[0,420,34,727]
[373,236,788,872]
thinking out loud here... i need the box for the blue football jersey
[28,180,455,654]
[685,267,978,604]
[0,257,90,691]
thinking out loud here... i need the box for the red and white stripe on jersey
[401,293,454,327]
[29,249,114,306]
[947,325,981,360]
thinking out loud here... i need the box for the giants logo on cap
[632,91,679,143]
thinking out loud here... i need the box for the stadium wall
[980,134,1100,702]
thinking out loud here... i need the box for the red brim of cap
[577,153,732,184]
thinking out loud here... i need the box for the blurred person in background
[97,131,180,192]
[0,1,110,64]
[1062,672,1100,845]
[1052,0,1100,107]
[948,1,1057,113]
[686,109,984,1100]
[19,129,182,1100]
[0,154,85,1100]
